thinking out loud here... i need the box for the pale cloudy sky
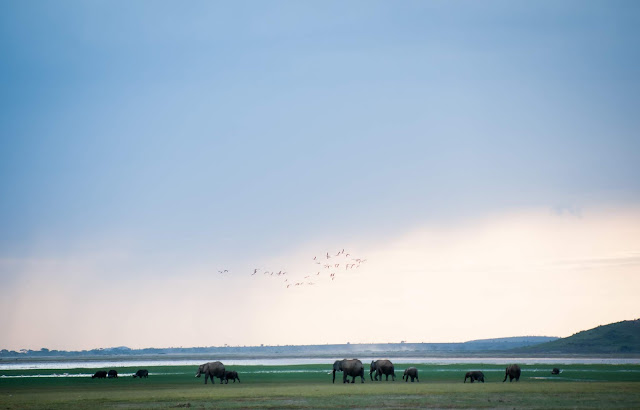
[1,1,639,350]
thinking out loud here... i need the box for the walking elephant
[332,359,365,384]
[403,367,419,382]
[464,371,485,383]
[196,361,226,385]
[224,370,240,383]
[503,364,521,382]
[107,370,118,378]
[370,360,395,381]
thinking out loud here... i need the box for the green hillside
[516,319,640,354]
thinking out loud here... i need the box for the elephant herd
[91,369,148,379]
[93,360,556,384]
[331,359,419,384]
[333,360,523,384]
[194,360,528,385]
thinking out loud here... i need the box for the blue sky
[1,1,639,350]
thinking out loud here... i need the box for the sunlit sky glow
[1,1,639,351]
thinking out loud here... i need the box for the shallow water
[1,357,639,371]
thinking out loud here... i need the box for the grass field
[1,363,639,408]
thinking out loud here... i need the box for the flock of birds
[217,249,367,289]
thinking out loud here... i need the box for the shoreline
[3,352,640,363]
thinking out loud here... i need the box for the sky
[1,1,639,351]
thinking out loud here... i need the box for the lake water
[1,357,639,371]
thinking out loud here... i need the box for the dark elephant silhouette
[370,360,395,381]
[332,359,365,384]
[92,371,107,379]
[224,370,240,383]
[503,364,521,382]
[403,367,419,382]
[196,361,226,385]
[133,369,149,378]
[464,371,485,383]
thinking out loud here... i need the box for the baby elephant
[551,368,561,375]
[403,367,419,382]
[133,369,149,378]
[224,370,240,383]
[107,370,118,378]
[464,371,485,383]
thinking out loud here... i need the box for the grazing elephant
[133,369,149,378]
[196,361,226,385]
[464,371,485,383]
[107,370,118,378]
[370,360,395,381]
[92,370,107,379]
[224,370,240,383]
[503,364,521,382]
[551,368,561,375]
[332,359,365,384]
[403,367,419,382]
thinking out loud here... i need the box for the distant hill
[463,336,558,350]
[515,319,640,354]
[6,320,640,359]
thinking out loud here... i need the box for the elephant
[107,370,118,378]
[133,369,149,378]
[196,361,226,385]
[332,359,365,384]
[370,360,395,381]
[224,370,240,383]
[403,367,419,382]
[551,368,561,375]
[503,364,521,382]
[464,371,485,383]
[92,370,107,379]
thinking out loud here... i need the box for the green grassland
[1,364,639,408]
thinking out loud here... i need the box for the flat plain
[1,363,639,408]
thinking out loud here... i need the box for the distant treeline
[1,337,557,358]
